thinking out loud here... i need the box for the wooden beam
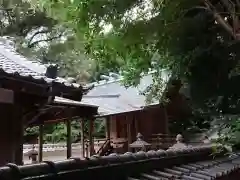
[0,76,49,96]
[14,106,24,165]
[164,107,169,134]
[81,119,85,158]
[0,104,14,166]
[134,113,139,135]
[38,124,43,162]
[105,117,110,139]
[66,119,72,158]
[88,119,94,156]
[14,125,24,165]
[111,116,117,139]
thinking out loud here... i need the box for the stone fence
[23,139,106,153]
[23,143,81,151]
[2,145,240,180]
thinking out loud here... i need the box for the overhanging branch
[28,29,51,46]
[28,32,63,48]
[203,0,235,38]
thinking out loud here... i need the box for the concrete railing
[23,139,106,153]
[23,143,81,149]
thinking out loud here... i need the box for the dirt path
[23,149,86,164]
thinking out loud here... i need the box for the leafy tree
[33,0,240,109]
[0,0,56,39]
[0,0,106,83]
[24,126,39,136]
[44,122,80,143]
[32,0,240,145]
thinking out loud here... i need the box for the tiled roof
[1,146,239,180]
[0,42,80,88]
[82,70,171,116]
[128,154,240,180]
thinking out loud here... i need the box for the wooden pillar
[126,115,132,152]
[14,105,24,165]
[163,107,169,134]
[66,119,72,158]
[0,90,15,166]
[105,117,110,139]
[134,113,139,135]
[88,118,94,156]
[0,103,24,166]
[14,121,24,165]
[38,124,43,162]
[81,119,85,158]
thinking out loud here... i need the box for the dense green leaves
[30,0,240,145]
[32,0,234,106]
[0,0,110,82]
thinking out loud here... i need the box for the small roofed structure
[27,96,98,126]
[82,71,191,154]
[0,42,98,166]
[169,134,188,150]
[129,133,151,152]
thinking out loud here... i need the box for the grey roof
[0,42,80,87]
[82,70,170,116]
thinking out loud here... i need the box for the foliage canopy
[31,0,240,144]
[32,0,240,112]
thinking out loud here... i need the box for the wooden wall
[108,92,191,145]
[109,105,168,143]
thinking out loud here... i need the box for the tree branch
[203,0,235,38]
[236,0,240,8]
[220,0,234,13]
[28,33,63,48]
[4,9,14,25]
[28,29,50,46]
[220,0,238,34]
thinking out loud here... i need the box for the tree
[33,0,240,111]
[0,0,58,45]
[33,0,240,145]
[0,0,104,83]
[33,0,239,106]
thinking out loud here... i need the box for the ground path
[23,148,92,164]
